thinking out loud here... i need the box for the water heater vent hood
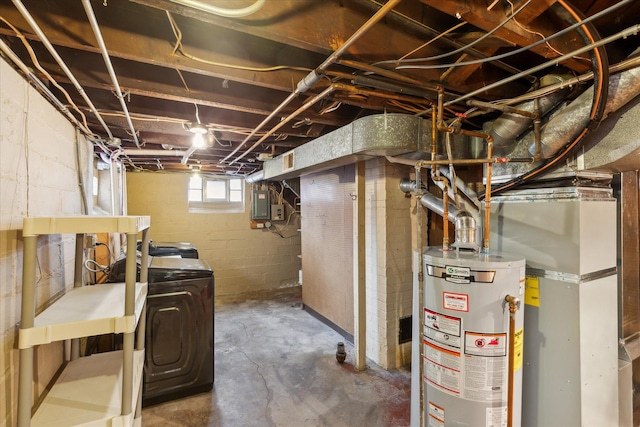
[258,114,467,181]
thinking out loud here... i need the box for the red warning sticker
[442,292,469,312]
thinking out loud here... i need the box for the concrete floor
[141,291,411,427]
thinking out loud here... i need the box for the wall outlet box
[271,204,284,221]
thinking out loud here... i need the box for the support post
[353,161,366,371]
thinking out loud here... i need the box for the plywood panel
[301,166,355,333]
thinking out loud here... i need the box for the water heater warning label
[443,292,469,312]
[428,402,445,427]
[424,309,461,348]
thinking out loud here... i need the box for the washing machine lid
[150,257,212,273]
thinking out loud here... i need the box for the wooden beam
[0,0,318,91]
[417,0,590,72]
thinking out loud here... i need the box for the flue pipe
[11,0,114,140]
[81,0,140,148]
[224,0,402,164]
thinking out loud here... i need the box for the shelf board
[23,216,150,237]
[31,350,144,426]
[19,283,148,349]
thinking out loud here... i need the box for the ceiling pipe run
[122,149,186,157]
[482,74,573,154]
[168,0,265,18]
[81,0,140,148]
[527,62,640,159]
[234,82,434,165]
[11,0,114,141]
[0,39,93,137]
[223,0,402,165]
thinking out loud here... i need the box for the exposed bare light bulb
[192,132,207,149]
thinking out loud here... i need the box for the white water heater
[423,247,525,427]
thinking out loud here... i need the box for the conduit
[122,149,186,157]
[11,0,114,141]
[223,0,402,165]
[169,0,266,18]
[82,0,140,148]
[476,1,617,198]
[0,39,93,137]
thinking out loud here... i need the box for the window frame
[188,174,245,213]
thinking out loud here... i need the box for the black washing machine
[143,257,214,406]
[137,240,199,259]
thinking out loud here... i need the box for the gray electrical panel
[271,204,284,221]
[251,190,271,220]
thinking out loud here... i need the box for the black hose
[479,0,609,200]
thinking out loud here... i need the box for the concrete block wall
[1,58,92,426]
[364,158,413,369]
[126,172,301,300]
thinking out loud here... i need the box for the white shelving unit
[17,216,151,427]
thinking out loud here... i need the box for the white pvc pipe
[81,0,140,148]
[11,0,114,139]
[0,39,93,136]
[122,149,186,157]
[169,0,266,18]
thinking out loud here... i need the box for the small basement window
[188,175,245,213]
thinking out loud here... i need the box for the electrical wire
[166,11,312,73]
[0,17,92,131]
[396,0,633,70]
[415,23,635,117]
[378,0,533,67]
[478,0,611,199]
[505,0,579,60]
[391,21,467,63]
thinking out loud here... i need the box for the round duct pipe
[488,73,572,153]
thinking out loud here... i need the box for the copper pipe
[232,83,432,163]
[504,295,520,427]
[533,98,542,161]
[436,86,494,252]
[466,99,538,119]
[389,157,508,167]
[484,135,493,252]
[338,59,431,89]
[225,0,402,164]
[428,105,451,248]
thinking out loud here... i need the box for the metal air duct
[260,114,467,181]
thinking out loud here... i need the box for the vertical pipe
[353,161,367,371]
[413,162,425,427]
[409,248,422,427]
[18,235,37,427]
[483,137,493,252]
[504,296,519,427]
[442,183,450,249]
[533,98,542,161]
